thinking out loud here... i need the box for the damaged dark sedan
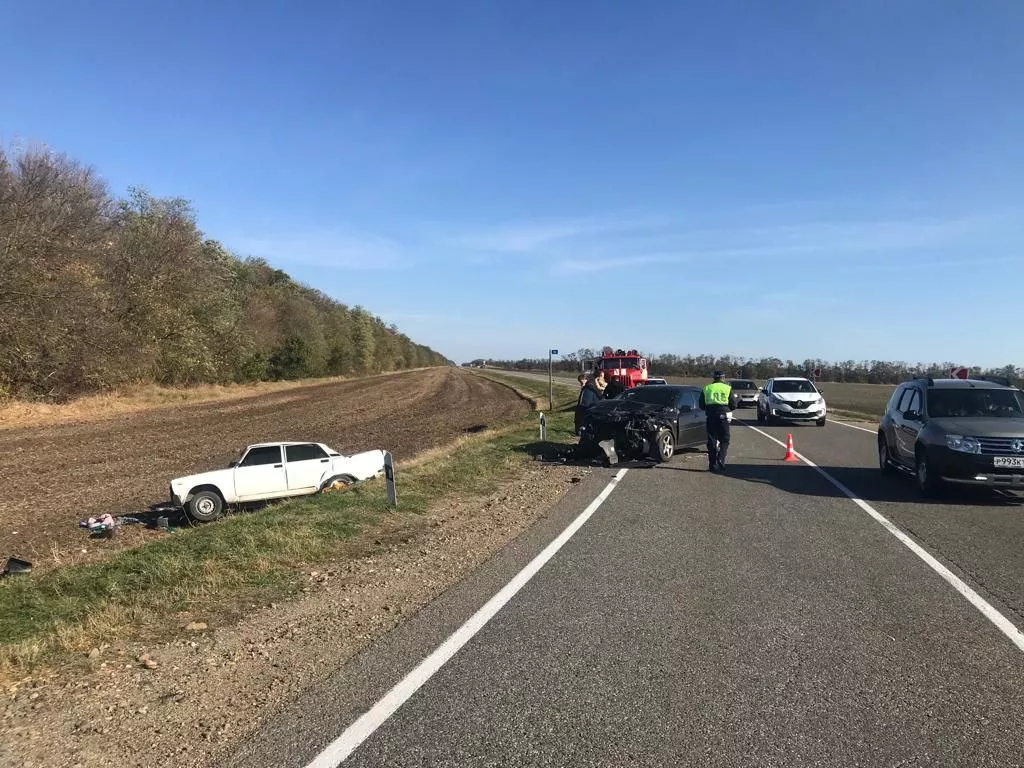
[578,385,709,465]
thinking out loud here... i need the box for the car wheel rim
[917,460,927,486]
[879,442,887,468]
[661,435,673,458]
[197,498,214,514]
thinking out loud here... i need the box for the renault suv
[757,377,827,426]
[877,376,1024,496]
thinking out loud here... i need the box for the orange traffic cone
[783,433,799,462]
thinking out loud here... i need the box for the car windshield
[730,380,756,390]
[625,387,681,406]
[599,358,639,369]
[772,380,816,393]
[928,388,1024,418]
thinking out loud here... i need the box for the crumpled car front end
[579,401,677,464]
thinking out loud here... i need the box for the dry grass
[0,368,433,431]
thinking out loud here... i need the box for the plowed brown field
[0,369,528,569]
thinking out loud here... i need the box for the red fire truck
[595,348,648,389]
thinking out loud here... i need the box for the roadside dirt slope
[0,369,528,569]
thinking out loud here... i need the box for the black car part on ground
[578,398,680,464]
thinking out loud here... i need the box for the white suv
[757,377,827,427]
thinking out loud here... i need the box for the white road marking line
[304,468,630,767]
[828,419,876,434]
[743,423,1024,653]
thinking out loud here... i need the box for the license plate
[993,456,1024,469]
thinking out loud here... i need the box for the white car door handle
[274,464,282,468]
[320,459,329,463]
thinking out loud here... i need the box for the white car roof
[771,377,812,381]
[247,441,334,449]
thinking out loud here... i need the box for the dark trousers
[706,413,731,468]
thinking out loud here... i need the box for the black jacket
[574,383,603,431]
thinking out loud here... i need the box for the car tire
[187,490,224,522]
[652,428,675,463]
[756,405,765,424]
[816,417,826,427]
[320,474,357,493]
[878,435,895,476]
[915,449,941,497]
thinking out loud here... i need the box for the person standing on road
[699,371,738,472]
[574,370,605,435]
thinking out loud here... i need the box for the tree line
[0,144,450,400]
[486,348,1021,386]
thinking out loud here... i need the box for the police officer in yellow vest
[699,371,738,472]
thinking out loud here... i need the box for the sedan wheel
[652,428,674,462]
[188,490,223,522]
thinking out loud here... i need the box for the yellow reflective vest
[703,381,732,407]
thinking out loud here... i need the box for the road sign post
[548,349,558,412]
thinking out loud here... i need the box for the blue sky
[3,1,1023,367]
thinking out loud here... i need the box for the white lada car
[169,442,386,521]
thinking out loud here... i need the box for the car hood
[170,468,232,488]
[772,392,821,403]
[588,399,676,418]
[928,417,1024,437]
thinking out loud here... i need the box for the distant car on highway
[643,377,668,385]
[878,376,1024,496]
[169,442,386,522]
[757,377,827,426]
[727,378,759,408]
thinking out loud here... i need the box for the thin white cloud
[229,229,406,269]
[552,252,689,274]
[450,214,666,254]
[546,214,1001,274]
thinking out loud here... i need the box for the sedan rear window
[729,380,757,390]
[286,443,328,462]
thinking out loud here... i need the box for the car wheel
[320,474,357,493]
[756,405,765,424]
[878,435,895,476]
[187,490,224,522]
[651,428,675,462]
[816,417,826,427]
[915,449,941,497]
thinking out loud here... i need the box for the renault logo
[1013,439,1024,454]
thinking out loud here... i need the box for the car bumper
[943,473,1024,488]
[770,408,825,421]
[931,449,1024,487]
[735,396,757,407]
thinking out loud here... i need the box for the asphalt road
[228,410,1024,768]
